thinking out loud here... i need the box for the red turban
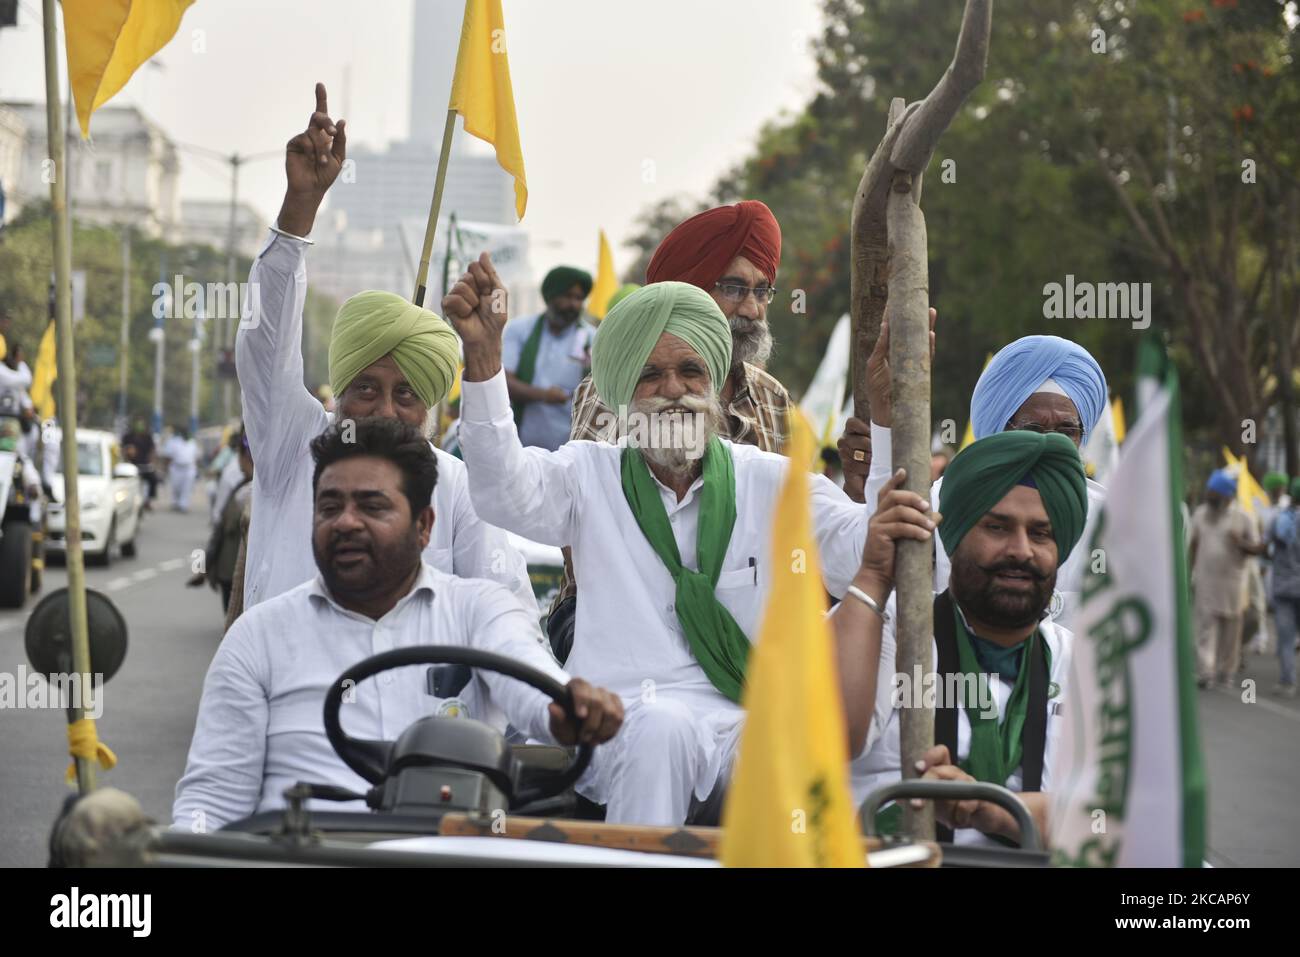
[645,200,782,290]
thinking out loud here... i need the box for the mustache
[327,534,373,555]
[980,559,1047,581]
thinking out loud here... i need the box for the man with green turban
[444,252,873,826]
[232,83,536,622]
[834,430,1088,847]
[501,265,594,451]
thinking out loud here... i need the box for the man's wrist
[462,348,504,383]
[276,191,324,238]
[852,569,893,607]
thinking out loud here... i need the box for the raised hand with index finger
[278,82,347,236]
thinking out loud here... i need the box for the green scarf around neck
[619,436,750,702]
[952,601,1050,788]
[511,315,547,427]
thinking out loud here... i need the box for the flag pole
[41,0,96,794]
[412,110,457,307]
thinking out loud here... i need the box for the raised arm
[236,82,346,487]
[444,254,584,546]
[833,467,939,757]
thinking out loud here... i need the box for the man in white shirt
[832,428,1089,847]
[234,82,536,619]
[174,418,622,832]
[162,426,199,512]
[443,256,873,826]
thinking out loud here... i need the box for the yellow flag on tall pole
[62,0,196,137]
[1111,396,1126,445]
[1222,448,1268,515]
[588,230,618,320]
[449,0,527,220]
[719,412,865,867]
[29,321,58,421]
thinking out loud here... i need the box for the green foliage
[0,206,336,431]
[623,0,1300,469]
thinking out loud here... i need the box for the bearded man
[443,255,873,826]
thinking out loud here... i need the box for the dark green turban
[1263,471,1289,493]
[938,430,1088,563]
[328,291,460,409]
[590,281,732,410]
[541,266,593,302]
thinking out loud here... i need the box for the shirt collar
[307,561,439,620]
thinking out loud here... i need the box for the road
[0,497,1297,866]
[0,501,223,867]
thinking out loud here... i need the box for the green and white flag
[1049,338,1206,867]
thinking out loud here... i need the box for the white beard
[730,317,774,369]
[625,393,725,478]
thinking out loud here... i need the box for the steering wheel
[322,646,593,806]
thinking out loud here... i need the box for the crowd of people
[161,84,1295,842]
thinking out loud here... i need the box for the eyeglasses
[714,281,777,304]
[1007,420,1084,443]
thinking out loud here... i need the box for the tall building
[179,198,267,260]
[1,101,180,237]
[314,0,531,310]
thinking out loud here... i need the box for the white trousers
[577,696,744,826]
[170,464,197,510]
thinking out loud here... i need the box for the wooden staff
[847,0,992,840]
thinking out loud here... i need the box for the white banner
[1049,352,1205,866]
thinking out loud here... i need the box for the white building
[180,198,267,260]
[2,101,180,237]
[0,104,26,226]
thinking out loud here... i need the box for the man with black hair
[174,417,622,831]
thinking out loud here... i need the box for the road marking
[158,558,186,572]
[130,568,158,583]
[1251,696,1300,723]
[105,577,133,592]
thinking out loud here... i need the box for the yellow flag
[30,322,58,421]
[62,0,196,138]
[448,0,527,220]
[588,230,618,320]
[719,411,864,867]
[1221,447,1268,515]
[1111,396,1126,445]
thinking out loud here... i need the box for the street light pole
[116,226,131,434]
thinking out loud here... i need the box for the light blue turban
[970,336,1108,441]
[1206,469,1237,498]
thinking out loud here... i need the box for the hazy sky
[0,0,823,275]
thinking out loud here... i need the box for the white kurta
[235,230,538,621]
[849,593,1073,847]
[871,423,1106,631]
[173,563,566,832]
[459,369,873,823]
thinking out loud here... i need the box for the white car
[46,428,143,566]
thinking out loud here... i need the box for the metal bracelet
[845,584,890,623]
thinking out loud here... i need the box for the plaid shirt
[568,361,791,453]
[554,362,792,609]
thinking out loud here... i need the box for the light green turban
[328,291,460,409]
[590,281,732,409]
[938,430,1088,562]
